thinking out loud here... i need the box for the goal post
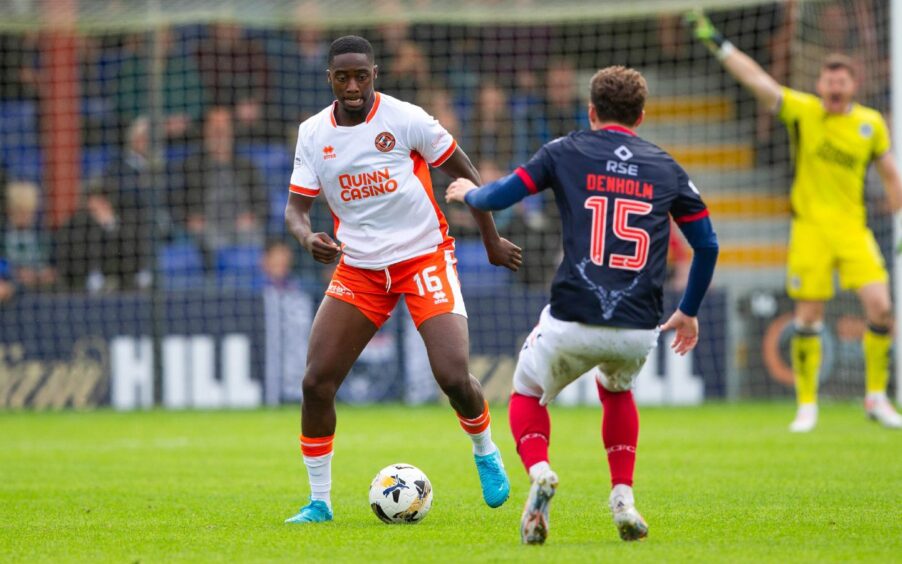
[892,0,902,405]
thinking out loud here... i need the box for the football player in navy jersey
[446,66,719,544]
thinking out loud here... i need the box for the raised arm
[687,10,783,111]
[438,147,522,271]
[285,193,341,264]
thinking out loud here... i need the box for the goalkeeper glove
[685,10,732,59]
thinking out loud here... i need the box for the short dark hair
[821,53,856,78]
[590,66,648,126]
[328,35,374,65]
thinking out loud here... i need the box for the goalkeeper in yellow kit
[689,12,902,431]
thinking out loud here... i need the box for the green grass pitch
[1,403,900,562]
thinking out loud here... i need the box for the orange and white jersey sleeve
[289,123,321,198]
[404,104,458,167]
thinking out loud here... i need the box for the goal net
[0,0,893,409]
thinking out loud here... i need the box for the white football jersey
[290,92,458,270]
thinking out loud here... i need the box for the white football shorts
[512,305,660,404]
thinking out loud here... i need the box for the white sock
[866,391,887,403]
[611,483,634,506]
[796,403,818,415]
[303,453,333,509]
[528,461,551,482]
[468,427,497,456]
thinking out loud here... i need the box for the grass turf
[1,402,900,563]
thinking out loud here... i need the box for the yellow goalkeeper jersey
[778,87,890,227]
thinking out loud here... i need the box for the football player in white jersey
[284,36,522,524]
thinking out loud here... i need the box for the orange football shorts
[325,245,468,328]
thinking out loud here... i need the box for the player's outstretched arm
[438,148,523,271]
[686,10,782,111]
[446,171,532,211]
[284,193,341,264]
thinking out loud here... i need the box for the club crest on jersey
[859,122,873,139]
[323,145,337,160]
[375,131,396,152]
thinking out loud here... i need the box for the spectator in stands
[261,239,300,290]
[195,23,269,142]
[510,70,546,162]
[3,181,54,290]
[53,182,151,293]
[543,58,586,141]
[422,88,461,138]
[268,3,332,140]
[78,35,115,147]
[170,108,267,260]
[466,81,514,168]
[100,116,171,246]
[0,32,39,102]
[0,166,7,230]
[111,31,207,145]
[380,40,431,103]
[0,258,14,303]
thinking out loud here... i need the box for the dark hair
[328,35,374,65]
[821,53,856,78]
[590,66,648,126]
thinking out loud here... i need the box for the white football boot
[520,468,558,545]
[789,403,818,433]
[865,394,902,429]
[609,484,648,541]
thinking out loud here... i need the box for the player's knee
[435,373,475,402]
[302,372,339,403]
[596,371,632,393]
[868,307,893,330]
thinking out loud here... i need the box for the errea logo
[327,280,354,299]
[323,146,336,160]
[614,145,633,161]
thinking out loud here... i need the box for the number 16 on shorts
[414,266,446,302]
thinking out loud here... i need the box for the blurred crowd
[0,20,595,301]
[0,1,884,301]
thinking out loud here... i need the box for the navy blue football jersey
[518,125,709,329]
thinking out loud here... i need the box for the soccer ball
[368,463,433,524]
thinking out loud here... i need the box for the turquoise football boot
[474,449,511,508]
[285,497,333,524]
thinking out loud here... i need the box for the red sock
[597,382,638,487]
[508,392,550,473]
